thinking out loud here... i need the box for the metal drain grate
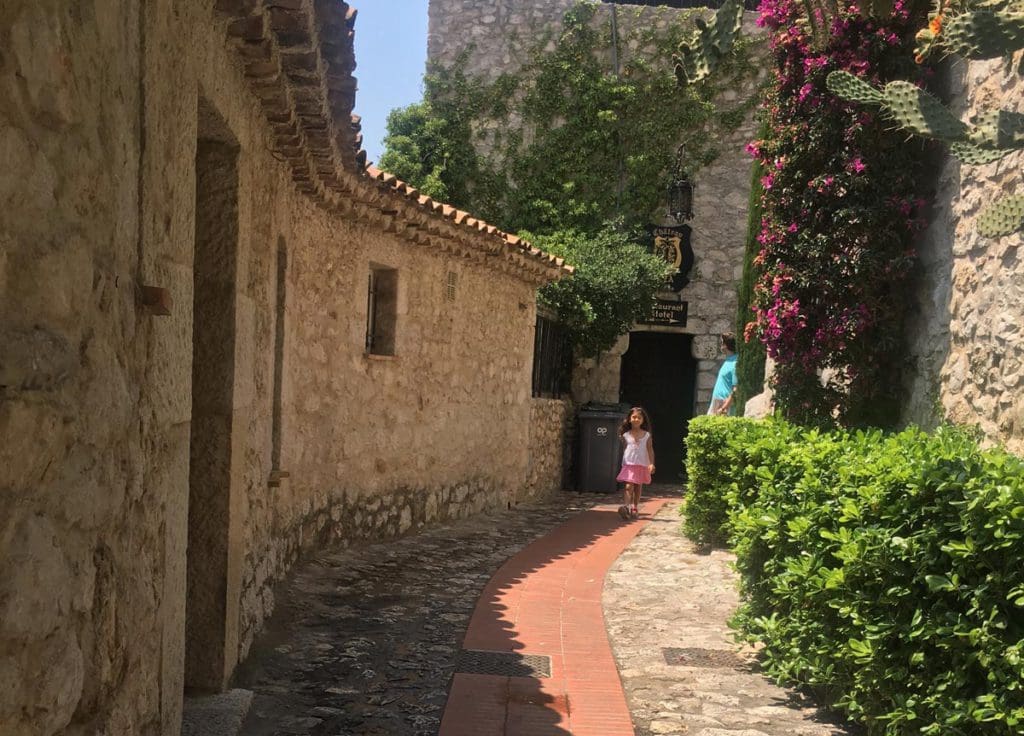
[662,647,746,669]
[454,649,552,678]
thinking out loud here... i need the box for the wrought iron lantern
[666,176,694,222]
[666,143,695,223]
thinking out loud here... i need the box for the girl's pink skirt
[617,464,652,485]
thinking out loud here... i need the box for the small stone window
[445,271,458,301]
[365,265,398,355]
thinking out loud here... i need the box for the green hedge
[682,416,1024,735]
[682,416,797,546]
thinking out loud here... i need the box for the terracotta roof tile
[224,0,570,281]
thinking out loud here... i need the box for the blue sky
[351,1,430,166]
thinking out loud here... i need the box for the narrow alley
[200,491,854,736]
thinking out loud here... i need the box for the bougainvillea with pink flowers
[747,0,933,427]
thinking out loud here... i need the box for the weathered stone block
[0,515,78,641]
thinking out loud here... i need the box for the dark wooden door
[619,331,696,483]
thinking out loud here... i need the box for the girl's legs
[619,484,633,519]
[632,484,643,514]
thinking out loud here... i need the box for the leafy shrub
[532,226,671,357]
[685,418,1024,734]
[683,416,782,546]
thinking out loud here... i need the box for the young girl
[617,407,655,520]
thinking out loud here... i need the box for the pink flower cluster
[761,298,807,360]
[745,0,932,425]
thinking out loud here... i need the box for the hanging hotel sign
[646,223,695,292]
[641,299,688,327]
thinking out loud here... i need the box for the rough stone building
[0,1,570,733]
[905,58,1024,453]
[427,1,1024,456]
[428,0,765,479]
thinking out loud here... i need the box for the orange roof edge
[354,163,569,278]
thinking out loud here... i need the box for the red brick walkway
[438,494,672,736]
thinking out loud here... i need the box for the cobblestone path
[235,492,608,736]
[605,501,858,736]
[236,492,858,736]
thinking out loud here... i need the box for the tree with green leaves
[528,226,672,356]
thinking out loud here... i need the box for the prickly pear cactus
[826,72,967,139]
[827,72,1024,156]
[949,141,1016,164]
[977,194,1024,237]
[862,0,897,20]
[882,81,970,140]
[967,109,1024,149]
[673,0,745,86]
[827,71,887,104]
[940,9,1024,59]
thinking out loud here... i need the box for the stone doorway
[185,100,242,694]
[619,331,697,482]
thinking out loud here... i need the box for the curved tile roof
[221,0,572,285]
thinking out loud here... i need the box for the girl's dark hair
[721,332,737,352]
[619,406,652,435]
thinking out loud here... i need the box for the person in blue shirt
[707,332,738,416]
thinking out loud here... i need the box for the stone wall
[0,1,564,734]
[238,210,540,660]
[1,2,152,733]
[905,56,1024,453]
[683,37,764,410]
[524,398,575,498]
[429,0,765,414]
[573,334,630,404]
[428,0,577,81]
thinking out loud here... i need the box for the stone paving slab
[235,491,613,736]
[604,501,858,736]
[182,689,254,736]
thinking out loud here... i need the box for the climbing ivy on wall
[381,0,761,237]
[381,1,761,355]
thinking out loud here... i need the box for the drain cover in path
[454,649,552,678]
[662,647,746,669]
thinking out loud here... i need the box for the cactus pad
[863,0,896,19]
[977,194,1024,237]
[826,71,886,105]
[967,109,1024,150]
[881,81,969,141]
[950,142,1016,164]
[673,0,745,86]
[940,9,1024,59]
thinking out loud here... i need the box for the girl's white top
[622,431,651,466]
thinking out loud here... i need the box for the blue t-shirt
[712,354,738,401]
